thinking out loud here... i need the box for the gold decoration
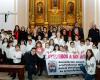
[29,0,82,30]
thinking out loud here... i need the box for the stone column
[76,0,82,26]
[62,0,67,27]
[30,0,35,33]
[44,0,48,28]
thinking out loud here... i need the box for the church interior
[0,0,100,80]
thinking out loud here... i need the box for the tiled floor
[0,72,84,80]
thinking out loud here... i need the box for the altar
[29,0,82,32]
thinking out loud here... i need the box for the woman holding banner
[80,49,96,80]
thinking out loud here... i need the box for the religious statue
[53,0,58,7]
[37,2,43,16]
[68,2,74,15]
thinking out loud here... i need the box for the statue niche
[68,2,74,15]
[37,2,43,16]
[53,0,58,7]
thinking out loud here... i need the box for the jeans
[80,65,95,80]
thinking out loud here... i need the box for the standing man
[72,22,84,40]
[88,24,100,45]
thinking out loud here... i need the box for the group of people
[0,23,100,80]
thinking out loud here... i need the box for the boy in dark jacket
[23,48,38,80]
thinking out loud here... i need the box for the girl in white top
[20,40,26,54]
[80,49,96,80]
[36,35,43,43]
[49,31,56,39]
[85,39,92,50]
[43,42,52,56]
[74,36,80,47]
[49,39,54,51]
[13,45,22,64]
[0,35,2,49]
[42,37,49,48]
[26,39,34,52]
[2,38,8,54]
[12,45,22,79]
[66,37,72,47]
[36,41,44,76]
[5,41,15,64]
[52,44,60,54]
[68,41,78,54]
[13,37,18,47]
[76,40,86,54]
[9,36,17,47]
[54,31,65,46]
[27,35,36,47]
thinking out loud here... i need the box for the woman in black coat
[19,26,28,43]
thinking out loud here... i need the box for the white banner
[46,52,86,75]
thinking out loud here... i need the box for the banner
[46,51,86,75]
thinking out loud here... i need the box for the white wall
[17,0,29,28]
[0,0,29,31]
[0,0,15,31]
[82,0,100,39]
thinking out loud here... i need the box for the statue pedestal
[44,22,48,28]
[62,21,67,28]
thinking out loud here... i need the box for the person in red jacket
[13,25,20,41]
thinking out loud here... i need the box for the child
[53,44,60,53]
[12,45,22,79]
[85,39,92,50]
[36,35,43,43]
[49,39,54,51]
[42,37,48,48]
[36,41,45,76]
[59,45,64,52]
[6,41,15,64]
[74,36,80,47]
[20,40,26,55]
[13,36,18,46]
[43,42,52,56]
[27,35,36,47]
[49,31,56,39]
[77,40,86,54]
[26,39,34,52]
[92,44,99,62]
[2,38,8,55]
[68,41,78,54]
[54,31,65,46]
[66,37,72,47]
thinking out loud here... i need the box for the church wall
[82,0,100,39]
[0,0,15,31]
[0,0,29,31]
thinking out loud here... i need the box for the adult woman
[54,31,65,46]
[80,49,96,80]
[19,26,27,43]
[13,25,20,41]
